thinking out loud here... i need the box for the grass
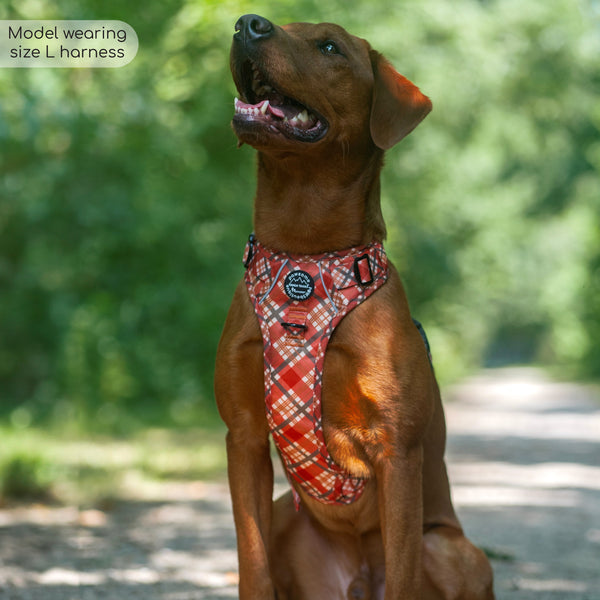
[0,425,228,507]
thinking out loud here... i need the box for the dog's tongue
[266,103,286,118]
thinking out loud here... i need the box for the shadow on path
[0,368,598,599]
[445,368,600,600]
[0,484,238,600]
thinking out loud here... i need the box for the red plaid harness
[243,235,389,506]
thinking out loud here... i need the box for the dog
[215,14,495,600]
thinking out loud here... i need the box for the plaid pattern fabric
[244,236,389,506]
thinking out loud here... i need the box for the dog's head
[230,14,432,153]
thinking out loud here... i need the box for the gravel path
[0,367,599,599]
[444,368,600,600]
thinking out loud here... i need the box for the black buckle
[353,254,374,286]
[243,233,256,268]
[281,322,307,334]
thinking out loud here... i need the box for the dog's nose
[234,14,274,43]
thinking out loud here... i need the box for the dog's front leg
[227,428,275,599]
[377,443,424,599]
[215,284,276,599]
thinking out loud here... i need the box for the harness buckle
[282,306,308,345]
[243,233,256,268]
[353,254,374,286]
[282,322,308,334]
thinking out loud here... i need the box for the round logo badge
[284,270,314,301]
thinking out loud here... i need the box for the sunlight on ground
[1,369,599,599]
[451,460,600,507]
[445,369,600,511]
[517,578,588,593]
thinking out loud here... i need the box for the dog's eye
[319,40,340,56]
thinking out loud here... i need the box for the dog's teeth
[289,117,299,126]
[297,110,309,123]
[260,100,270,115]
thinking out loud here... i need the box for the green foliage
[0,0,599,430]
[0,452,54,501]
[0,426,227,506]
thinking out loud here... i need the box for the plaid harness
[243,235,389,506]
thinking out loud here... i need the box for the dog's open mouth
[233,61,328,143]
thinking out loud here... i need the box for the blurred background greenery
[0,0,598,450]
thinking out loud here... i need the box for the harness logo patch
[284,270,314,301]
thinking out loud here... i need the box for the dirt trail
[444,368,600,600]
[1,367,599,599]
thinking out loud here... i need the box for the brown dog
[215,14,494,600]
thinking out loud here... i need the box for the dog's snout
[234,14,274,44]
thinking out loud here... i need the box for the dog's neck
[253,150,386,255]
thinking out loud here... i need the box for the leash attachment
[281,322,308,334]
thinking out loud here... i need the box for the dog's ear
[370,51,432,150]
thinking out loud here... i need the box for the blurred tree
[0,0,598,430]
